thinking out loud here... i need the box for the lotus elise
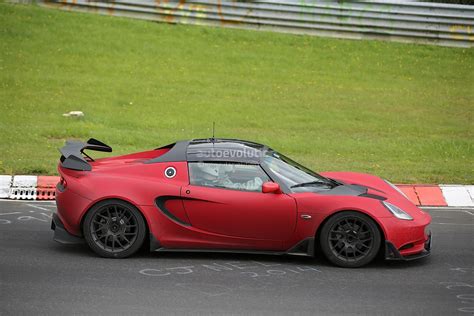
[52,138,431,267]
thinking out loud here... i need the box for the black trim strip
[151,237,316,257]
[359,193,387,201]
[154,248,287,255]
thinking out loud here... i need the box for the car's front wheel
[320,211,381,268]
[83,199,146,258]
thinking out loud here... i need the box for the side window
[189,162,270,192]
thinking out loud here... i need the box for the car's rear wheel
[83,199,146,258]
[320,211,381,268]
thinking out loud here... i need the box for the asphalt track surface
[1,200,473,315]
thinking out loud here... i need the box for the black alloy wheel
[320,211,381,268]
[83,199,146,258]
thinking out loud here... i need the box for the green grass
[1,3,473,183]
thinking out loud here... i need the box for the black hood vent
[317,184,386,201]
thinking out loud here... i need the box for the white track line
[26,204,55,212]
[0,199,55,204]
[422,207,474,212]
[424,209,474,216]
[432,223,474,226]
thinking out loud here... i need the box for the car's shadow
[48,239,431,270]
[137,247,432,270]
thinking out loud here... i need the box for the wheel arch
[79,197,151,242]
[314,209,387,254]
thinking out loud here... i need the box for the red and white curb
[397,185,474,208]
[0,175,472,207]
[0,175,58,200]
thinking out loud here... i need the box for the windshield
[262,151,334,191]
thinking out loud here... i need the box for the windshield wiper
[291,181,333,189]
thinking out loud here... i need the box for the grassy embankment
[1,3,473,183]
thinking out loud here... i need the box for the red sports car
[52,138,431,267]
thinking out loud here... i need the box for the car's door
[181,162,297,241]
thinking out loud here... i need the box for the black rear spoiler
[59,138,112,171]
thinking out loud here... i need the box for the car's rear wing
[59,138,112,171]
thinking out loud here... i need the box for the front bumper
[51,213,84,244]
[385,231,431,261]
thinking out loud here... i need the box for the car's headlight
[384,179,408,199]
[382,201,413,220]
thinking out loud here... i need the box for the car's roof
[145,138,269,164]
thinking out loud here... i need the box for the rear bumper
[385,231,431,261]
[55,182,92,236]
[51,213,84,244]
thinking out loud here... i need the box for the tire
[83,199,147,258]
[320,211,381,268]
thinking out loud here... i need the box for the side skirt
[149,236,315,258]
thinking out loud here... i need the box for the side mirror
[262,182,281,194]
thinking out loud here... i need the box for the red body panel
[182,185,297,241]
[56,149,431,258]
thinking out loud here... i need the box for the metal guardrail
[40,0,474,47]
